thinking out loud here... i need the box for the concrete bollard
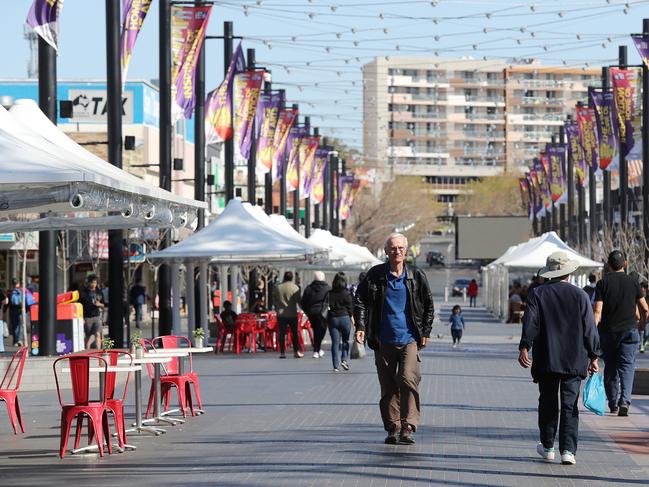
[444,287,448,302]
[463,288,467,302]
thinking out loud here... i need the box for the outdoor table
[124,355,172,437]
[61,364,141,455]
[147,347,212,415]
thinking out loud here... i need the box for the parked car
[452,278,471,297]
[426,251,445,267]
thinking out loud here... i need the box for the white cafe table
[140,351,190,426]
[146,346,212,416]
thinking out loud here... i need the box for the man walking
[273,271,304,359]
[79,274,104,349]
[301,271,331,359]
[519,251,600,466]
[354,233,434,445]
[593,250,649,416]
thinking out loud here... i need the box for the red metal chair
[236,313,261,354]
[154,335,203,414]
[0,347,28,434]
[142,338,193,418]
[83,350,133,449]
[53,354,112,458]
[263,312,279,351]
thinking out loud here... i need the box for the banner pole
[642,19,649,259]
[619,45,628,227]
[106,0,125,347]
[224,21,234,203]
[158,0,172,335]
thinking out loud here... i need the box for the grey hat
[538,251,579,279]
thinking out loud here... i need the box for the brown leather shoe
[294,351,304,358]
[399,423,415,445]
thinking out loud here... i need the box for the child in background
[449,305,465,348]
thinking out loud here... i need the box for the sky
[3,0,649,151]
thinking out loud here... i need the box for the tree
[455,172,526,216]
[344,176,441,253]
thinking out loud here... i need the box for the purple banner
[589,90,619,171]
[205,43,245,144]
[565,122,587,188]
[632,34,649,70]
[300,136,320,198]
[171,5,212,121]
[285,127,307,192]
[272,108,298,182]
[233,70,264,162]
[311,147,329,204]
[338,176,355,220]
[547,144,566,204]
[26,0,64,50]
[255,92,282,175]
[121,0,152,83]
[575,105,600,173]
[610,67,643,161]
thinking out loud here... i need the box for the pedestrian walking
[593,250,649,416]
[0,287,7,352]
[300,271,331,359]
[354,233,434,445]
[79,274,105,349]
[327,273,353,372]
[640,281,649,353]
[129,280,148,330]
[8,278,33,347]
[582,273,597,303]
[467,279,478,307]
[272,271,303,359]
[449,305,465,348]
[519,251,600,466]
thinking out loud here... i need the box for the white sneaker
[560,451,576,465]
[313,352,320,359]
[536,443,555,462]
[319,350,325,357]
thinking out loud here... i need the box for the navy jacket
[519,280,600,381]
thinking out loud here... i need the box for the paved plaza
[1,301,648,486]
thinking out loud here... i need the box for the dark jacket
[353,263,434,350]
[328,288,353,318]
[519,280,600,381]
[301,280,331,317]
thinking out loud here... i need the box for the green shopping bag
[583,373,606,416]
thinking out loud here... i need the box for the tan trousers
[375,341,421,432]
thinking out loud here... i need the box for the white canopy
[0,214,185,232]
[306,229,382,270]
[0,99,204,219]
[493,232,601,270]
[483,231,603,320]
[147,198,327,264]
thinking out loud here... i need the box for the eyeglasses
[387,247,406,254]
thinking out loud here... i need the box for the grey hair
[313,271,326,282]
[384,232,408,251]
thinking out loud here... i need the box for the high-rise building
[363,57,599,202]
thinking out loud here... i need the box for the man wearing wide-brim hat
[518,251,601,466]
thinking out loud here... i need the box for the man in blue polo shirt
[354,233,434,445]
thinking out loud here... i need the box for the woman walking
[467,279,478,308]
[328,273,354,372]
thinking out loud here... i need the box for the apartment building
[363,57,599,202]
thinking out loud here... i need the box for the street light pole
[642,19,649,257]
[558,125,566,241]
[223,21,234,203]
[247,48,257,204]
[619,45,628,227]
[106,0,125,347]
[158,0,172,335]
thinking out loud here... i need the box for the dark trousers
[600,329,640,407]
[537,374,581,454]
[469,296,476,307]
[307,313,327,352]
[328,315,351,369]
[451,328,463,343]
[375,342,421,432]
[278,316,299,355]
